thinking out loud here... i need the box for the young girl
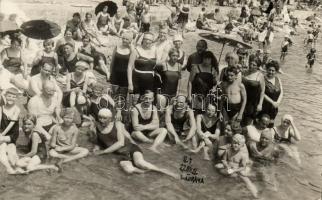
[96,6,111,36]
[31,39,60,76]
[49,108,89,170]
[93,108,179,179]
[63,61,91,108]
[280,35,293,61]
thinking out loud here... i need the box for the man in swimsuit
[184,39,208,72]
[165,95,196,148]
[131,90,168,153]
[221,66,247,123]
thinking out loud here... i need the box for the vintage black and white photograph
[0,0,321,199]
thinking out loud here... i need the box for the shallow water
[1,1,322,200]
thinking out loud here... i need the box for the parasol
[0,20,20,35]
[20,20,61,40]
[199,32,252,62]
[95,1,118,17]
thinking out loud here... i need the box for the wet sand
[1,0,322,200]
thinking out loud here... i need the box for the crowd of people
[0,0,319,198]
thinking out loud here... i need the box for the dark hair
[43,39,54,47]
[215,8,220,13]
[226,66,239,75]
[202,7,206,11]
[258,113,271,121]
[23,114,37,125]
[202,51,219,74]
[64,42,75,49]
[85,12,92,18]
[11,37,22,46]
[82,34,91,41]
[248,54,261,67]
[265,60,280,72]
[64,28,73,36]
[73,12,81,18]
[197,39,208,49]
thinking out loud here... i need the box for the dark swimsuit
[2,49,22,74]
[96,123,142,161]
[27,131,48,161]
[242,73,261,123]
[133,48,156,95]
[62,73,86,107]
[160,62,181,97]
[171,109,188,136]
[131,105,153,135]
[61,55,79,73]
[110,47,130,87]
[261,76,281,120]
[272,127,292,143]
[97,14,109,29]
[31,52,56,76]
[200,116,220,134]
[89,97,113,121]
[0,108,19,144]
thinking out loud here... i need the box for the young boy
[49,108,89,170]
[306,48,316,68]
[221,66,247,122]
[215,134,258,198]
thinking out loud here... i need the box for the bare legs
[49,147,89,170]
[132,128,168,153]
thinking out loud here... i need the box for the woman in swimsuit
[259,60,283,128]
[188,51,218,115]
[110,32,132,97]
[280,35,292,62]
[156,48,182,110]
[96,6,111,35]
[0,37,26,75]
[81,12,103,46]
[241,56,265,126]
[271,114,301,165]
[191,103,221,160]
[92,108,179,178]
[31,39,59,76]
[55,29,76,65]
[128,32,157,99]
[110,11,124,36]
[78,35,108,80]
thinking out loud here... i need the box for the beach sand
[0,0,322,200]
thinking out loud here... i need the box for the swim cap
[173,34,183,42]
[232,134,245,145]
[77,95,87,105]
[282,114,293,123]
[98,108,113,118]
[122,31,134,41]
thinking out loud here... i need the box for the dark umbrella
[199,32,252,62]
[95,1,118,17]
[0,20,20,35]
[20,20,61,40]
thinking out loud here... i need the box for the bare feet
[55,159,64,173]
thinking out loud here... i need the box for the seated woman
[271,114,301,165]
[31,39,59,76]
[13,114,59,173]
[49,108,89,170]
[165,95,196,148]
[63,61,92,108]
[28,81,62,132]
[0,37,26,75]
[191,103,221,160]
[109,11,125,36]
[55,29,76,65]
[60,42,93,74]
[130,90,167,154]
[81,12,103,46]
[188,51,218,114]
[96,5,111,36]
[0,88,21,174]
[156,48,182,110]
[92,108,179,178]
[78,35,108,80]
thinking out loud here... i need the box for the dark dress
[242,73,262,124]
[261,76,281,120]
[132,48,157,95]
[96,122,142,161]
[110,48,130,87]
[31,52,56,76]
[0,107,19,144]
[160,62,181,97]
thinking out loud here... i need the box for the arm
[127,48,137,91]
[50,126,58,148]
[183,109,196,141]
[276,77,283,105]
[22,132,41,157]
[109,47,116,79]
[30,78,42,95]
[66,73,71,92]
[98,121,125,155]
[143,106,160,130]
[165,106,181,143]
[58,128,79,152]
[233,154,248,173]
[77,53,94,63]
[0,107,20,136]
[237,84,247,121]
[118,20,124,35]
[187,66,196,102]
[290,120,301,141]
[257,73,265,110]
[131,106,146,131]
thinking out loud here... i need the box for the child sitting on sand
[215,134,258,198]
[49,108,89,170]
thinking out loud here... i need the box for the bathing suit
[132,47,157,95]
[0,107,19,144]
[2,49,22,74]
[97,13,110,29]
[200,115,220,134]
[160,62,181,97]
[131,105,153,135]
[226,102,242,119]
[96,122,142,161]
[272,127,292,143]
[177,5,189,24]
[61,55,79,73]
[31,52,56,76]
[110,47,130,87]
[27,131,48,161]
[171,109,189,136]
[242,73,261,121]
[140,22,150,33]
[261,76,281,120]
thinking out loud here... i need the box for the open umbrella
[20,20,61,40]
[95,1,118,17]
[0,20,20,35]
[199,32,252,61]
